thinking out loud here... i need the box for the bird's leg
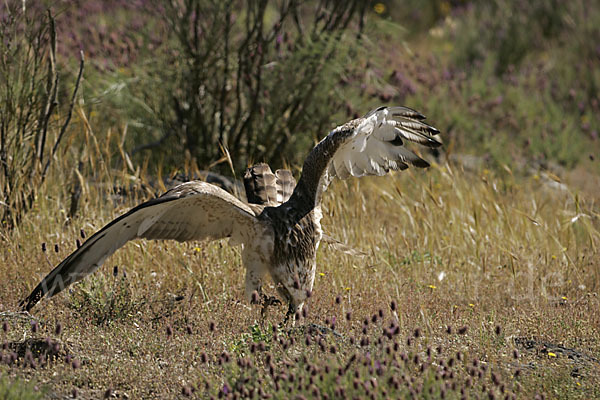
[260,293,281,319]
[281,301,296,326]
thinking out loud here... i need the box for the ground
[1,163,598,399]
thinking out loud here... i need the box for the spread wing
[21,181,260,311]
[328,106,440,180]
[287,106,440,211]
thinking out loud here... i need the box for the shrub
[134,0,368,172]
[0,5,83,227]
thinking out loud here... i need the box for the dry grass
[0,142,599,398]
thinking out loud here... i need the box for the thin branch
[42,51,84,179]
[35,9,58,168]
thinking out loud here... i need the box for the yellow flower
[428,285,437,289]
[468,303,475,308]
[194,247,202,252]
[373,3,385,14]
[345,287,351,291]
[551,255,556,260]
[548,352,557,358]
[319,272,325,277]
[561,296,567,300]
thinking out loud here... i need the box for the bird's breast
[270,209,321,267]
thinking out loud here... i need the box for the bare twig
[42,50,84,179]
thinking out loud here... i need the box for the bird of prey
[21,106,441,321]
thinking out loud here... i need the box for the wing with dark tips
[21,181,259,311]
[285,105,441,212]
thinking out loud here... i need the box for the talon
[259,294,282,319]
[281,302,295,326]
[262,295,281,306]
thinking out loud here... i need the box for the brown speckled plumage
[21,106,440,320]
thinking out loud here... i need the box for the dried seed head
[209,321,215,332]
[166,325,173,337]
[72,359,80,369]
[55,323,62,335]
[186,325,193,335]
[182,385,192,397]
[104,388,112,398]
[335,296,341,304]
[495,325,502,335]
[113,266,118,277]
[80,229,86,239]
[76,239,81,248]
[446,325,452,334]
[492,372,500,386]
[2,321,7,332]
[54,244,59,253]
[72,388,78,398]
[31,321,38,334]
[414,328,421,338]
[390,300,397,311]
[513,349,519,359]
[305,290,312,298]
[458,326,468,334]
[41,243,47,252]
[251,291,259,303]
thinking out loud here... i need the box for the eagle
[20,106,441,321]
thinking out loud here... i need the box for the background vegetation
[1,0,599,398]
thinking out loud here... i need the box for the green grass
[0,376,45,400]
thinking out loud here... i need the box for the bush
[134,0,368,173]
[0,5,83,227]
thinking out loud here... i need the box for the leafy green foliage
[68,269,139,325]
[0,376,45,400]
